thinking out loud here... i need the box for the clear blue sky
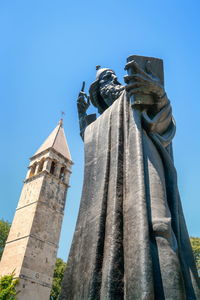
[0,0,200,261]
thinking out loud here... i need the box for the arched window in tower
[59,167,65,181]
[38,159,45,173]
[50,161,56,175]
[29,163,37,178]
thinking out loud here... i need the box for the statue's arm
[79,113,96,140]
[77,92,96,140]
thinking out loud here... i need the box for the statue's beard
[100,83,125,106]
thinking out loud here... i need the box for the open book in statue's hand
[124,57,166,107]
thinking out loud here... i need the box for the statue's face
[99,70,124,107]
[99,70,118,87]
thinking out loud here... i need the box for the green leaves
[0,272,19,300]
[0,220,18,299]
[190,237,200,275]
[0,220,10,259]
[50,258,66,300]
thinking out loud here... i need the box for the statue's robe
[60,92,200,300]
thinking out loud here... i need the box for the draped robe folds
[60,92,200,300]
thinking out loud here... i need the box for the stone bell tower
[0,119,72,300]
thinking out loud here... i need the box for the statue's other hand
[125,60,165,101]
[77,91,90,115]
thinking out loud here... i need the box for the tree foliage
[0,220,11,259]
[50,258,66,299]
[0,272,19,300]
[190,237,200,275]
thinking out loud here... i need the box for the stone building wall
[0,150,72,300]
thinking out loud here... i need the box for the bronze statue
[60,55,200,299]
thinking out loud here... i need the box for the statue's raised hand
[124,60,166,102]
[77,91,90,116]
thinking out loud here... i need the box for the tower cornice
[30,147,73,165]
[24,169,71,188]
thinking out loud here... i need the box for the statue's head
[89,66,124,114]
